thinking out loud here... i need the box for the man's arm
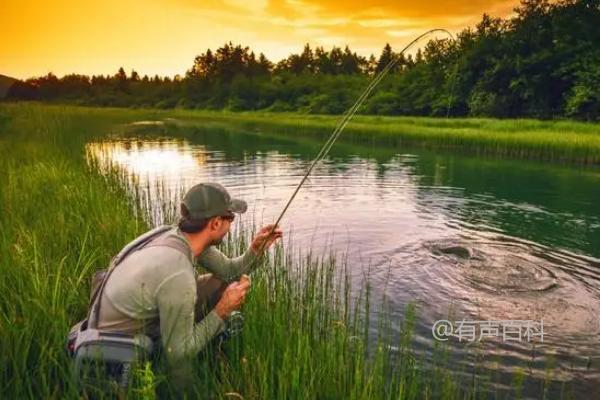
[198,224,283,282]
[156,269,225,385]
[197,245,258,282]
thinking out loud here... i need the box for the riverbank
[172,109,600,165]
[0,103,577,398]
[5,102,600,164]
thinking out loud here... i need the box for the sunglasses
[219,213,235,222]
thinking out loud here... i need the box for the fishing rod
[260,29,457,242]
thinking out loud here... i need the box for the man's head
[178,182,247,245]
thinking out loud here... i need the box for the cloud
[173,0,519,54]
[2,0,521,79]
[268,0,517,20]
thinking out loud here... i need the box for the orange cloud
[270,0,517,19]
[1,0,520,80]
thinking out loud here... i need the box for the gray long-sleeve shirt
[96,226,258,381]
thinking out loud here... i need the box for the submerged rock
[436,245,473,259]
[426,238,559,294]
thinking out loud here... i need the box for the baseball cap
[181,182,247,219]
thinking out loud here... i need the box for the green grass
[0,102,578,399]
[163,109,600,165]
[5,101,600,164]
[0,104,152,398]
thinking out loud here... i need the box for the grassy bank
[164,109,600,165]
[0,103,575,399]
[0,104,152,398]
[5,102,600,164]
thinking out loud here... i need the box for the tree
[366,54,377,75]
[257,53,273,75]
[130,70,140,81]
[8,1,600,120]
[340,46,363,74]
[115,67,129,93]
[376,43,395,73]
[115,67,127,82]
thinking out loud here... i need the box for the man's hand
[214,277,251,320]
[250,224,283,255]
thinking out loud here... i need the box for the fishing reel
[216,310,245,346]
[225,311,245,338]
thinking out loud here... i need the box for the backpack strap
[144,235,193,264]
[88,225,190,329]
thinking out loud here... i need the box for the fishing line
[267,29,457,234]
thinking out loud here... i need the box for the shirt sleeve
[155,268,225,385]
[197,245,260,282]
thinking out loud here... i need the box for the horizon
[2,0,519,80]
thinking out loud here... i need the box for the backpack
[66,225,192,390]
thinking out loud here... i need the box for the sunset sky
[1,0,519,80]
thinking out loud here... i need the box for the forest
[5,0,600,120]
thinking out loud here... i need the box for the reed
[0,103,577,399]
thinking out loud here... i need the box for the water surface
[88,120,600,397]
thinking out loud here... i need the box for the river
[87,119,600,398]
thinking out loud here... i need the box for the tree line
[6,0,600,120]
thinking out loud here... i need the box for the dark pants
[194,273,227,323]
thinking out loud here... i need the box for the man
[93,182,282,386]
